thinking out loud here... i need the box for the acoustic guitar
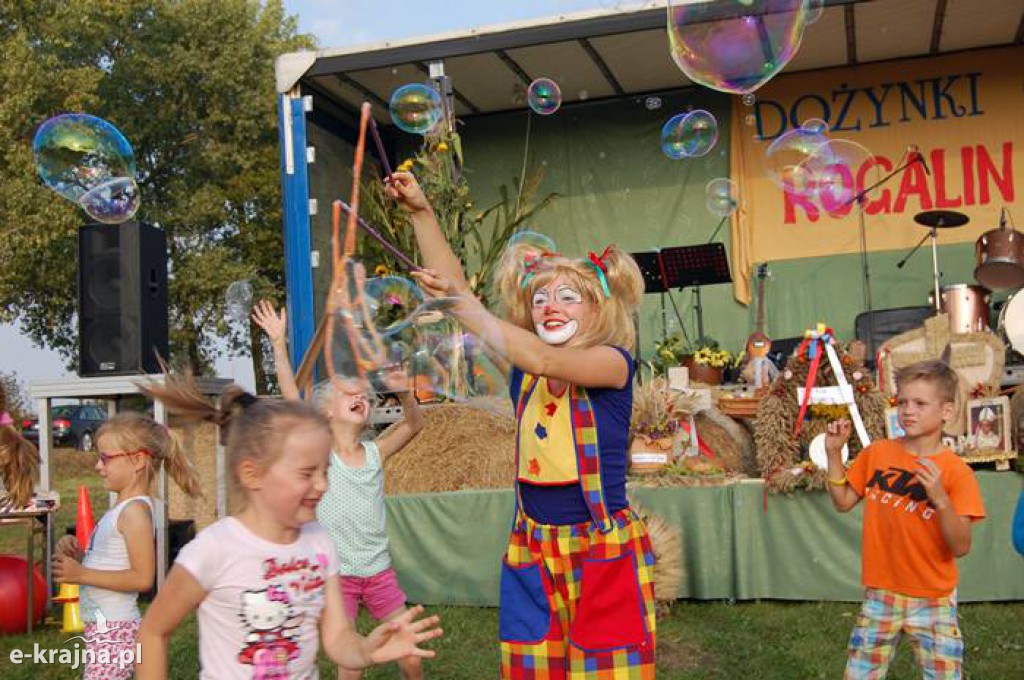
[745,264,772,359]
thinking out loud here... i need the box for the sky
[0,0,629,403]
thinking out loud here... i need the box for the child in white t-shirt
[254,300,425,680]
[136,375,441,680]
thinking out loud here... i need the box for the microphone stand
[840,152,924,361]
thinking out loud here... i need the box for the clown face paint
[530,278,590,346]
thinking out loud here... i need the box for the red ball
[0,554,48,635]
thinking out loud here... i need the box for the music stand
[659,243,732,339]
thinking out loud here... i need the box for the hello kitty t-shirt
[175,517,339,679]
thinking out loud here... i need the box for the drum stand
[896,228,943,311]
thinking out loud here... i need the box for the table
[383,472,1024,606]
[0,507,55,632]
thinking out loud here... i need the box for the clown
[387,171,656,680]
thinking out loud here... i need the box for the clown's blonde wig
[492,242,643,352]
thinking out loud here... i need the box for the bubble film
[407,315,507,402]
[79,176,140,224]
[33,113,137,205]
[527,78,562,116]
[365,276,425,335]
[225,280,253,322]
[660,109,719,159]
[668,0,812,94]
[764,123,830,195]
[389,83,443,135]
[805,139,880,215]
[706,177,740,218]
[508,231,557,255]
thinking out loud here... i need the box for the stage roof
[276,0,1024,123]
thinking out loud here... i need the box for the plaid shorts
[845,587,964,680]
[499,508,656,680]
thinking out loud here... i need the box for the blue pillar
[277,94,315,373]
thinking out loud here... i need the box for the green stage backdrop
[299,89,1001,364]
[384,472,1023,606]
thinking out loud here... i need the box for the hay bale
[694,408,757,476]
[631,499,684,617]
[383,400,516,494]
[167,419,222,529]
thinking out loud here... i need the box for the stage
[384,472,1023,606]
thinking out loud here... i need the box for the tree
[0,370,30,421]
[0,0,314,392]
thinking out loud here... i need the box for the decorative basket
[629,436,674,474]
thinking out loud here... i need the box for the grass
[0,602,1021,678]
[1,451,1022,677]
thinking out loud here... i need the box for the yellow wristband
[828,475,848,487]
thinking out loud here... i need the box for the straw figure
[754,338,886,493]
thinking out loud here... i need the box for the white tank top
[81,496,155,622]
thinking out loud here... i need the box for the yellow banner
[730,46,1023,304]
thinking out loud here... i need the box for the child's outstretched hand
[382,367,413,393]
[363,605,443,665]
[252,300,287,345]
[384,171,431,214]
[825,418,852,456]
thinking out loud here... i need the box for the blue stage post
[277,93,315,373]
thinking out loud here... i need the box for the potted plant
[682,338,732,386]
[629,377,682,474]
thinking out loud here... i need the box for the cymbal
[914,210,969,228]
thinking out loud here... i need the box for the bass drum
[998,291,1024,357]
[931,284,990,334]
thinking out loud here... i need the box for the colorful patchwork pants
[499,508,656,680]
[845,587,964,680]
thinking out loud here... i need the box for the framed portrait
[967,396,1013,454]
[884,407,906,439]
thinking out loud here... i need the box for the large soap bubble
[764,122,831,196]
[661,109,719,159]
[668,0,812,95]
[33,113,139,222]
[706,177,741,218]
[389,83,443,135]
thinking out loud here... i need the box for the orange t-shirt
[847,439,986,598]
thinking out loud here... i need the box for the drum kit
[912,208,1024,358]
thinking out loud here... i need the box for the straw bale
[383,400,516,494]
[631,499,684,617]
[167,419,223,529]
[693,408,757,476]
[1011,385,1024,452]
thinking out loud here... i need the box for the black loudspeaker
[78,221,168,376]
[855,306,934,367]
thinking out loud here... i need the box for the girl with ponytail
[52,411,202,680]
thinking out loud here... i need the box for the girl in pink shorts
[254,301,426,680]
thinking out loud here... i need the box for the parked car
[22,404,107,451]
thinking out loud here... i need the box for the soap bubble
[661,109,719,159]
[33,113,139,222]
[527,78,562,115]
[706,177,740,217]
[225,281,253,322]
[668,0,812,94]
[389,83,443,134]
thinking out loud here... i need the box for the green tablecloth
[385,472,1023,606]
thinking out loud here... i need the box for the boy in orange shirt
[825,359,985,680]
